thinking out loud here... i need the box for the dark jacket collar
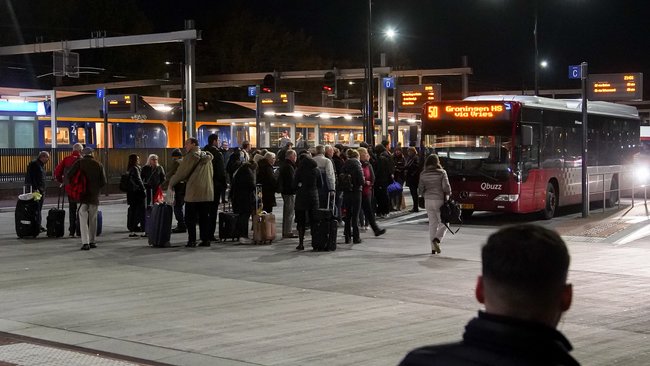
[463,311,579,366]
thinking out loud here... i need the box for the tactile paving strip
[0,343,148,366]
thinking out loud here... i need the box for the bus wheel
[541,183,557,220]
[461,209,474,220]
[606,177,619,208]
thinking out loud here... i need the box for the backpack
[439,200,462,234]
[66,168,87,202]
[337,172,353,192]
[119,172,132,192]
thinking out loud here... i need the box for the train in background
[0,95,176,149]
[0,94,421,149]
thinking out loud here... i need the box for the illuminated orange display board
[423,102,513,122]
[258,92,295,113]
[587,73,643,101]
[398,84,441,111]
[106,94,137,113]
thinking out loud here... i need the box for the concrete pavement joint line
[0,329,174,366]
[2,323,266,366]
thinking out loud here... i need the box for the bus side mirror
[521,125,533,146]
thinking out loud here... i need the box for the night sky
[3,0,650,97]
[135,0,650,93]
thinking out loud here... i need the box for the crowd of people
[27,135,465,253]
[27,139,582,364]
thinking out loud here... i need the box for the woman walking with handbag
[418,154,451,254]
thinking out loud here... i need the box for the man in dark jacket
[373,144,394,217]
[341,149,364,244]
[25,151,50,231]
[278,149,297,238]
[67,148,107,250]
[399,224,579,366]
[204,134,227,241]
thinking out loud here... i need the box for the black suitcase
[219,202,240,241]
[147,203,173,247]
[311,192,337,251]
[15,188,40,239]
[47,190,65,238]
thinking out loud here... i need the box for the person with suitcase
[162,148,187,233]
[54,143,83,237]
[25,151,50,233]
[126,154,146,238]
[204,134,227,242]
[168,137,214,248]
[293,152,320,251]
[66,147,106,250]
[230,160,257,242]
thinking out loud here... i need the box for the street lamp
[385,27,397,40]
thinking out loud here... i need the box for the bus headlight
[493,194,519,202]
[636,166,650,184]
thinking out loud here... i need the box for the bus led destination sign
[425,103,512,121]
[587,73,643,101]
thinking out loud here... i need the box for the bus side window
[520,124,540,169]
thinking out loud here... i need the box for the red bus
[421,95,641,219]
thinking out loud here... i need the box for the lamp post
[365,0,375,146]
[533,0,540,95]
[165,61,186,140]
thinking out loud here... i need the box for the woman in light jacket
[418,154,451,254]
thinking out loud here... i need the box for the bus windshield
[431,135,512,181]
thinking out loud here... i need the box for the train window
[112,123,168,148]
[15,121,36,148]
[44,127,70,145]
[0,120,8,147]
[77,128,86,144]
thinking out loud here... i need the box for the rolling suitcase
[311,191,337,251]
[252,212,276,244]
[147,203,173,247]
[252,184,276,244]
[144,205,153,235]
[219,202,239,242]
[47,189,66,238]
[15,186,40,239]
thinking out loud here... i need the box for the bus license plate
[460,203,474,210]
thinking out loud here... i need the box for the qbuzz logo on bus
[480,183,502,191]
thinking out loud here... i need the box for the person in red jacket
[54,143,83,237]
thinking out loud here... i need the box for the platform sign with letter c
[568,65,582,80]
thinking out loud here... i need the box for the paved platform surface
[0,193,649,365]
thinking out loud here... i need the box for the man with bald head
[399,224,579,366]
